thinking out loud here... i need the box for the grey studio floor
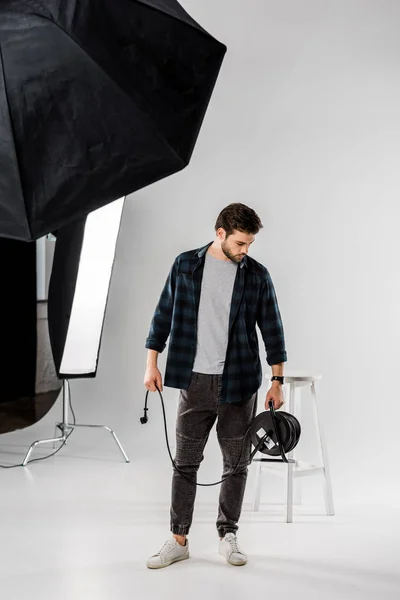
[0,437,399,600]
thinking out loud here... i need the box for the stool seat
[271,371,322,383]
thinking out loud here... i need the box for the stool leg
[293,387,302,506]
[310,382,335,516]
[251,391,264,511]
[285,383,295,522]
[252,460,262,511]
[286,462,294,522]
[284,383,301,506]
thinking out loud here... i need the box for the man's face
[220,229,256,263]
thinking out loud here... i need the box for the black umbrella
[0,0,226,437]
[0,0,226,241]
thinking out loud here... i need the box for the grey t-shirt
[192,250,238,374]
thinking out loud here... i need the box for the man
[143,202,287,568]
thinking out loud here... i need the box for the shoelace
[157,539,176,556]
[226,535,240,554]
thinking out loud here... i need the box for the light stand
[22,379,129,466]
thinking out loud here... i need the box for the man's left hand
[265,384,285,411]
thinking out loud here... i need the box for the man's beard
[221,242,242,262]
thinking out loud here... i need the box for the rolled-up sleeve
[145,257,179,353]
[256,271,287,365]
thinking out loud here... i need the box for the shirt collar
[196,241,247,269]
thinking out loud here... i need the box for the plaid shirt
[145,241,287,403]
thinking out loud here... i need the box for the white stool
[251,371,335,522]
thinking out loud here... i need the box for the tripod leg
[53,423,62,448]
[106,427,130,463]
[72,424,130,462]
[22,434,66,466]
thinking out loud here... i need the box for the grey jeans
[170,372,258,539]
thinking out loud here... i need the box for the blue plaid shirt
[145,241,287,403]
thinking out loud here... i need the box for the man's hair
[214,203,263,238]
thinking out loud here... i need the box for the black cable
[141,383,254,487]
[0,380,76,469]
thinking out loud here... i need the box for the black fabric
[47,220,87,376]
[0,237,63,432]
[0,238,37,403]
[0,0,227,241]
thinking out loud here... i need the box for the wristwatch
[271,376,284,384]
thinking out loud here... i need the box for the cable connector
[140,407,149,424]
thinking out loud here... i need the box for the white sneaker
[146,537,189,569]
[219,533,247,566]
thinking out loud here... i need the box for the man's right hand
[144,367,163,392]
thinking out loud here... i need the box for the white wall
[6,0,400,508]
